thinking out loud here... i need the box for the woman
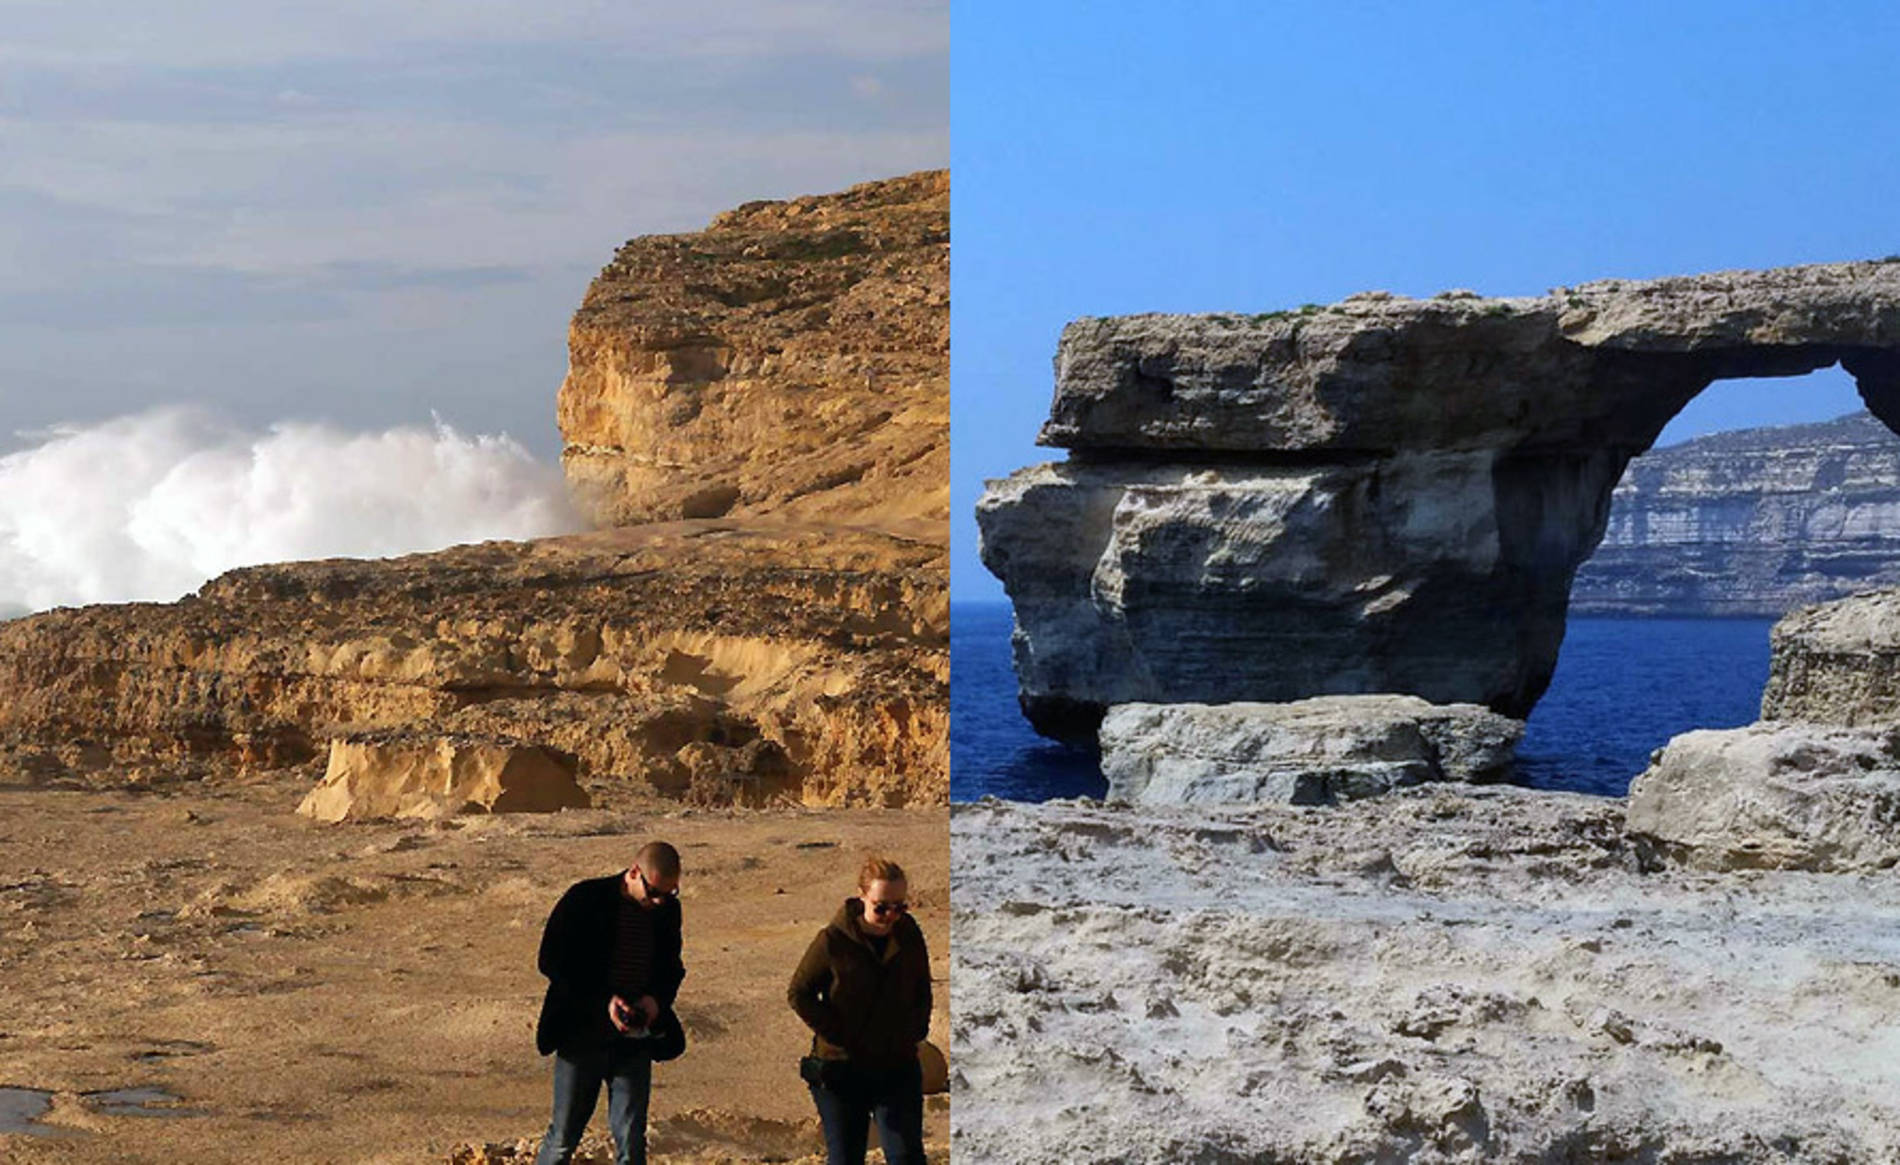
[787,855,931,1165]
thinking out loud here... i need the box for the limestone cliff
[558,170,948,533]
[1571,412,1900,616]
[979,261,1900,742]
[0,175,949,807]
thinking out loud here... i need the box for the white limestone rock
[1626,721,1900,871]
[1101,695,1521,805]
[952,792,1900,1162]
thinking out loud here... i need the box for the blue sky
[0,1,946,454]
[951,1,1900,600]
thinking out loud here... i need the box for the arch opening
[1526,366,1900,793]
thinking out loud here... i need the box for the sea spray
[0,408,582,613]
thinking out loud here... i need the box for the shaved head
[636,841,681,879]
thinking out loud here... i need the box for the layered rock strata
[1572,411,1900,616]
[0,523,947,806]
[559,170,948,532]
[1100,696,1519,805]
[978,261,1900,742]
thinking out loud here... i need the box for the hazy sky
[0,0,948,457]
[952,1,1900,600]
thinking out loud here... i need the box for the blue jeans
[535,1042,652,1165]
[807,1060,926,1165]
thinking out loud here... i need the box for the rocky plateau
[951,789,1900,1163]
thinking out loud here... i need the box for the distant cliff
[1570,412,1900,617]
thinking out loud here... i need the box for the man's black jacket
[535,872,685,1056]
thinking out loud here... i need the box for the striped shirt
[611,895,655,1002]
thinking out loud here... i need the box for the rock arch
[976,262,1900,742]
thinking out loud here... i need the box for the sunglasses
[868,900,909,917]
[638,870,679,903]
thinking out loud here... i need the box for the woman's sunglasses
[869,900,909,917]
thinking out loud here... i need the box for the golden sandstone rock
[559,170,948,534]
[297,732,590,822]
[0,173,948,808]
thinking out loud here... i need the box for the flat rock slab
[1101,695,1521,805]
[1042,263,1900,455]
[298,732,589,822]
[1627,721,1900,872]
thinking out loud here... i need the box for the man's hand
[608,995,637,1033]
[634,995,660,1025]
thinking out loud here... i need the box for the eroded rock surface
[0,523,946,806]
[298,731,588,822]
[1613,588,1900,873]
[559,170,948,532]
[979,261,1900,741]
[1101,696,1519,805]
[1763,586,1900,726]
[952,793,1900,1162]
[1626,722,1900,872]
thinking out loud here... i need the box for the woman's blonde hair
[858,855,907,890]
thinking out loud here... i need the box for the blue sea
[950,601,1773,801]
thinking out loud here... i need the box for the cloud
[0,260,536,327]
[0,0,945,474]
[1,114,946,274]
[1,41,945,135]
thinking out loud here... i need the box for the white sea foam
[0,408,581,614]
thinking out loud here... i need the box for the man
[533,841,685,1165]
